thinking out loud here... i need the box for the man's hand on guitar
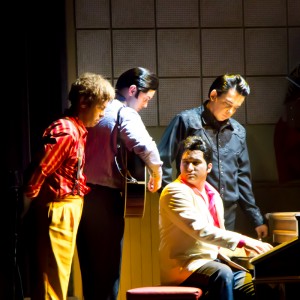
[148,168,162,193]
[148,167,162,193]
[148,176,162,193]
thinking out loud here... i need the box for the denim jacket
[158,101,264,228]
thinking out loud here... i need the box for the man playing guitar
[76,67,162,300]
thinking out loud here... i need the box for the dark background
[3,1,68,299]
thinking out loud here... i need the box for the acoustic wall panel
[201,29,244,77]
[287,0,300,26]
[246,77,288,124]
[156,0,199,28]
[245,28,288,75]
[76,30,112,78]
[244,0,287,27]
[75,0,110,28]
[112,30,156,77]
[200,0,243,27]
[157,29,201,77]
[158,78,202,126]
[111,0,155,28]
[288,28,300,72]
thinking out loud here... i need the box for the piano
[250,214,300,300]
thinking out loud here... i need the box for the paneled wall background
[65,0,300,299]
[71,0,300,128]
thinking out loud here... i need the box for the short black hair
[182,136,213,164]
[208,74,250,98]
[115,67,159,98]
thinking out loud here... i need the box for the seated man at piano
[159,135,273,300]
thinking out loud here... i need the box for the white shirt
[84,99,162,189]
[159,178,243,285]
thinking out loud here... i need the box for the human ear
[80,101,88,109]
[207,163,212,173]
[79,96,88,108]
[128,85,137,96]
[210,89,218,101]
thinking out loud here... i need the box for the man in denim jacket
[158,74,268,239]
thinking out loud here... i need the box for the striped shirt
[24,116,90,199]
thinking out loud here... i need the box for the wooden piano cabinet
[250,214,300,300]
[253,276,300,300]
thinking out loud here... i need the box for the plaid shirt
[24,117,90,199]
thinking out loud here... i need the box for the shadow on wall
[235,180,300,240]
[274,63,300,184]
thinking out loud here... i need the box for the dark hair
[208,74,250,98]
[183,136,213,164]
[115,67,159,98]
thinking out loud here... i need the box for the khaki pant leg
[44,196,83,300]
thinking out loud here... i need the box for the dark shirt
[158,101,264,228]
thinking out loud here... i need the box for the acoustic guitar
[123,151,146,218]
[115,106,147,218]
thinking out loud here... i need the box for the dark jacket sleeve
[158,115,186,189]
[236,138,265,227]
[158,107,203,190]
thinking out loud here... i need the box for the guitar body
[123,151,146,218]
[115,106,146,218]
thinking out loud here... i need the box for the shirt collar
[66,116,88,139]
[202,100,233,131]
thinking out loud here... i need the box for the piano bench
[126,286,203,300]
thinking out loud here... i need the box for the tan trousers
[30,195,83,300]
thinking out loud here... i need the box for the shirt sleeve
[120,107,162,176]
[158,114,187,189]
[24,123,74,198]
[160,182,242,251]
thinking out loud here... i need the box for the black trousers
[76,185,125,300]
[223,202,238,231]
